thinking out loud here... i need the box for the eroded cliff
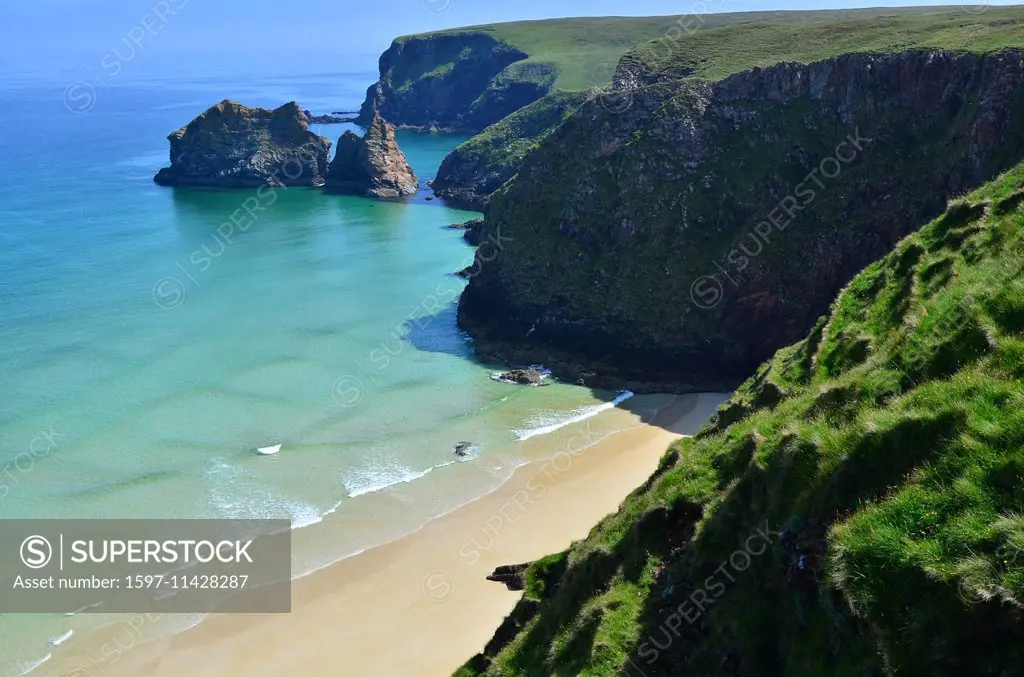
[457,49,1024,391]
[430,91,590,208]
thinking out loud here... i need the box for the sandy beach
[42,393,728,677]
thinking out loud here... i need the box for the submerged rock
[454,441,473,457]
[153,100,331,188]
[302,109,355,124]
[324,113,419,198]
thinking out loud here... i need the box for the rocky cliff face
[324,113,418,198]
[430,90,590,209]
[356,33,556,133]
[153,100,331,187]
[458,49,1024,391]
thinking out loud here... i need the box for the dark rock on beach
[324,112,419,198]
[454,441,473,457]
[486,563,531,591]
[153,100,331,188]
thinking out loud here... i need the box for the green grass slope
[432,6,1024,207]
[395,16,676,92]
[621,6,1024,83]
[365,17,679,132]
[410,7,1023,91]
[457,163,1024,676]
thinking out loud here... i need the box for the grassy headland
[623,6,1024,83]
[390,16,675,92]
[406,7,1024,92]
[431,6,1024,207]
[457,161,1024,676]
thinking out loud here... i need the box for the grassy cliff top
[394,16,674,90]
[395,7,1024,90]
[624,6,1024,83]
[459,160,1024,675]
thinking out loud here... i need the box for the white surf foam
[48,630,73,646]
[291,498,345,530]
[204,459,342,530]
[14,653,51,676]
[65,601,103,616]
[343,461,455,498]
[514,390,635,441]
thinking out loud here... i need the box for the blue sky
[0,0,1017,80]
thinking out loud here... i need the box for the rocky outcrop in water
[302,109,355,124]
[357,32,555,133]
[324,113,418,198]
[457,49,1024,392]
[447,218,485,245]
[153,100,331,188]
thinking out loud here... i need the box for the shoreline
[40,392,728,677]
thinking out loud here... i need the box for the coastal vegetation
[417,8,1024,676]
[428,7,1024,207]
[620,6,1024,84]
[457,158,1024,677]
[430,90,590,208]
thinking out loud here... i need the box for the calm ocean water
[0,72,633,674]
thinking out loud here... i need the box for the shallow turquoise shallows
[0,73,627,674]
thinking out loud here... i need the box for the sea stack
[324,113,419,198]
[153,100,331,188]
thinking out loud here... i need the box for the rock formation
[153,100,331,188]
[457,49,1024,392]
[302,109,355,124]
[493,368,548,386]
[324,113,419,198]
[486,563,530,591]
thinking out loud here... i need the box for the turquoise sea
[0,72,639,674]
